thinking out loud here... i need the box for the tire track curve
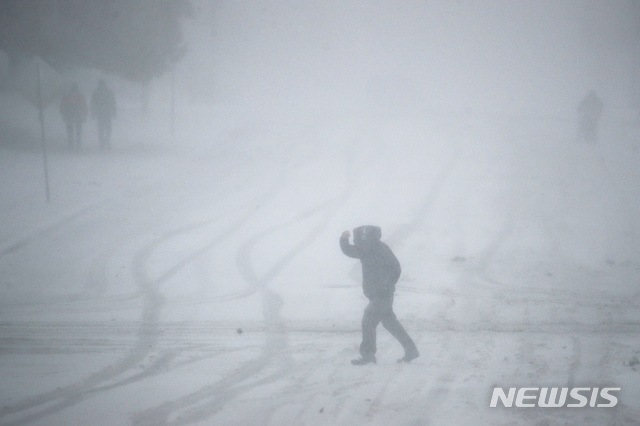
[132,141,359,425]
[0,168,287,426]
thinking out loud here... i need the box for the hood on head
[353,225,381,246]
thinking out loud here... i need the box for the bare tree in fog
[0,0,191,87]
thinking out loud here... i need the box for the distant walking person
[577,90,603,143]
[340,226,419,365]
[91,79,117,150]
[60,84,87,150]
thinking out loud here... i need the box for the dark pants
[97,119,112,150]
[360,295,416,358]
[578,117,599,143]
[66,121,83,150]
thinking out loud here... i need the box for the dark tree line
[0,0,192,84]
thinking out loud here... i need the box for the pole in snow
[37,62,51,203]
[171,66,175,139]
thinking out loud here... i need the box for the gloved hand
[341,230,350,239]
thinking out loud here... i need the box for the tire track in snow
[0,169,287,426]
[132,143,359,425]
[561,297,639,425]
[132,201,349,424]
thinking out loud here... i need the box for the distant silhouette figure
[577,90,603,143]
[91,80,117,150]
[60,84,88,150]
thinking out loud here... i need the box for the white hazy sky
[180,0,638,117]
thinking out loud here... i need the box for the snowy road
[1,114,640,425]
[2,321,640,425]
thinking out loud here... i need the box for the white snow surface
[1,105,640,426]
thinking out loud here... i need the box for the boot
[351,356,376,365]
[397,347,419,363]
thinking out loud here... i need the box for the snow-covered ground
[1,104,640,425]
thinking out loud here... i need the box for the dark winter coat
[340,236,401,299]
[578,91,603,122]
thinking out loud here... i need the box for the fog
[1,1,640,425]
[180,1,636,117]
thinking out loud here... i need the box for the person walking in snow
[577,90,603,143]
[60,84,88,150]
[340,225,419,365]
[91,79,117,150]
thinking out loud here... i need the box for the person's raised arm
[340,230,361,258]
